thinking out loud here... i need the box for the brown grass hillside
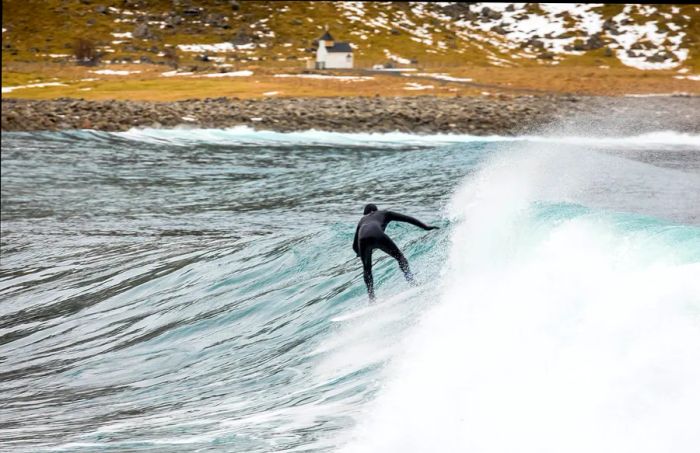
[2,2,699,99]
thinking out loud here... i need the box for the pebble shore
[2,95,698,135]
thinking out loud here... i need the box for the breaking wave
[1,127,698,452]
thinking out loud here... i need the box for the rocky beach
[3,95,699,135]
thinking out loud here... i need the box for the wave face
[1,128,699,452]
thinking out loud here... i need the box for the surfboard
[331,286,421,323]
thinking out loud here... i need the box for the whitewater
[1,126,699,452]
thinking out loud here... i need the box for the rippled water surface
[2,128,700,452]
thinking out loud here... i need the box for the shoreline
[2,95,699,135]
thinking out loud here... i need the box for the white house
[315,31,353,69]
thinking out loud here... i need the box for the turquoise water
[1,128,699,452]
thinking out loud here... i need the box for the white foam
[112,127,700,148]
[339,138,700,453]
[624,92,693,98]
[114,126,511,146]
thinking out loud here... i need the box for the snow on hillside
[332,2,695,70]
[611,4,688,70]
[457,3,690,70]
[2,2,697,71]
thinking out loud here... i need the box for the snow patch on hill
[335,3,693,70]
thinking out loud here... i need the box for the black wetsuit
[352,205,437,300]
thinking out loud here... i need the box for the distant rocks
[602,18,620,35]
[133,23,153,39]
[586,33,605,50]
[440,3,475,20]
[231,30,254,45]
[492,25,509,35]
[481,7,503,21]
[563,33,606,52]
[647,50,674,63]
[3,96,699,135]
[182,7,202,17]
[165,14,184,27]
[204,13,228,28]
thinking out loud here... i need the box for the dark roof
[327,42,352,53]
[319,31,334,41]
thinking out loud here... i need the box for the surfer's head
[363,203,378,215]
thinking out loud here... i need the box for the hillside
[2,2,699,99]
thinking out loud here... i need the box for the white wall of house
[325,52,353,69]
[316,41,328,67]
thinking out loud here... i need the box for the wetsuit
[352,203,438,300]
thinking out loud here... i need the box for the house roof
[327,42,352,53]
[319,31,334,41]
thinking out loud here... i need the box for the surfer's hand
[427,225,440,230]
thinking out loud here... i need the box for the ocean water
[1,127,699,452]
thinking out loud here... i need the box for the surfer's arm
[352,224,360,256]
[387,212,438,230]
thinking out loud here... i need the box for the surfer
[353,203,439,301]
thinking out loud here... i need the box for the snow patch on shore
[91,70,142,76]
[404,82,434,91]
[196,70,253,78]
[273,74,374,81]
[410,73,473,83]
[384,49,412,65]
[161,71,194,77]
[177,43,255,53]
[673,75,700,81]
[2,82,67,93]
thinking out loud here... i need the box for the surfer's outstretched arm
[387,211,439,230]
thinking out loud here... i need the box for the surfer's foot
[404,272,416,286]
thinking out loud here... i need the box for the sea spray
[340,139,700,452]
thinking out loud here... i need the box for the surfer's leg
[377,235,414,284]
[360,246,375,301]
